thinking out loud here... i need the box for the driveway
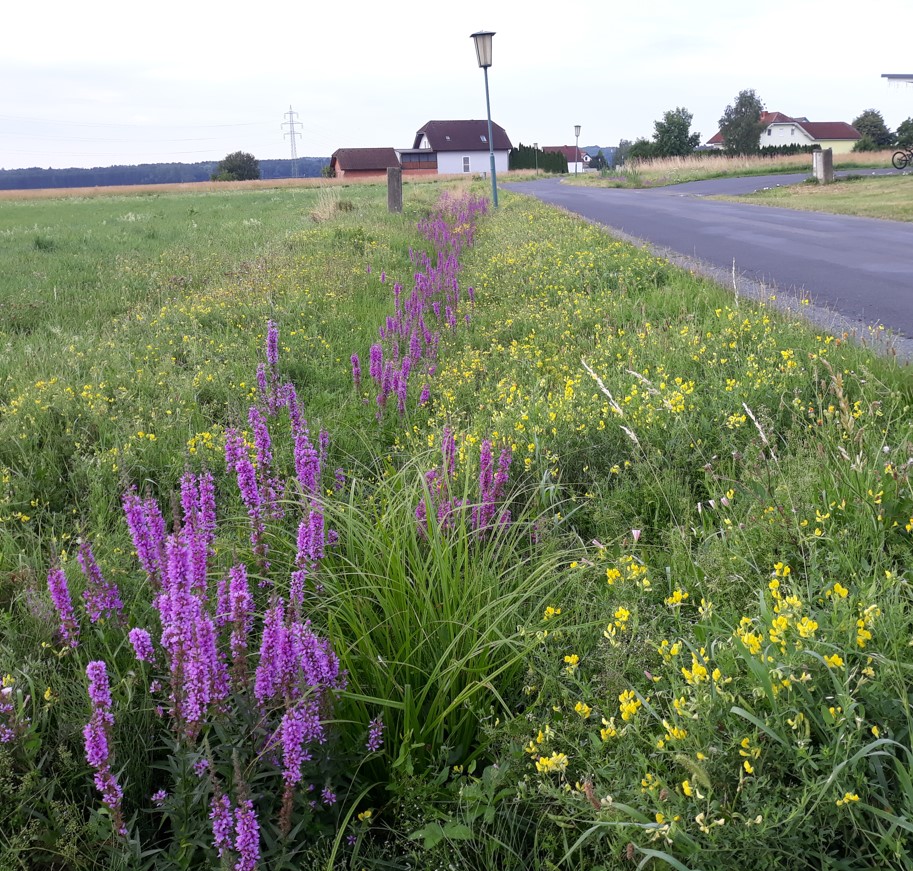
[503,173,913,353]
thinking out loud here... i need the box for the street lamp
[574,124,581,176]
[533,142,538,177]
[470,29,498,208]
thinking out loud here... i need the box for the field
[568,150,895,187]
[723,173,913,222]
[2,179,913,870]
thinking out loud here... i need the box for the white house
[398,120,512,176]
[706,112,861,154]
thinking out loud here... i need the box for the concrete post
[813,148,834,184]
[387,167,403,213]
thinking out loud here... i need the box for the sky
[3,0,913,170]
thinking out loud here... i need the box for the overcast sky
[3,0,912,170]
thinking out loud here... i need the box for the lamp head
[470,30,495,68]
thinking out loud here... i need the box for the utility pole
[282,105,302,178]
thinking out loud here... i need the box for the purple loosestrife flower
[156,535,229,738]
[282,382,304,434]
[122,489,167,588]
[350,353,361,388]
[419,384,430,405]
[47,566,79,648]
[151,789,168,807]
[248,407,284,519]
[294,431,321,497]
[334,468,345,492]
[225,429,267,568]
[77,540,124,624]
[266,319,279,369]
[0,684,27,744]
[227,564,253,681]
[234,799,260,871]
[368,344,383,383]
[279,700,323,785]
[210,792,235,859]
[129,627,155,663]
[366,716,384,752]
[84,661,127,836]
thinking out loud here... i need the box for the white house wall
[761,124,815,148]
[436,151,509,175]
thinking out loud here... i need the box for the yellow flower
[600,717,618,741]
[543,605,561,621]
[682,780,693,797]
[357,809,373,822]
[618,689,642,721]
[824,653,845,669]
[574,701,592,719]
[564,654,580,674]
[835,792,860,807]
[535,752,569,774]
[743,761,754,774]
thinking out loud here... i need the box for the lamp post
[574,124,581,176]
[470,29,498,207]
[533,141,538,177]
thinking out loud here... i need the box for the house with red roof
[329,148,402,179]
[399,119,512,176]
[706,112,861,153]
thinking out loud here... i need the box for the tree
[590,150,608,171]
[896,118,913,148]
[851,109,894,148]
[211,151,260,181]
[613,139,632,167]
[718,89,766,155]
[652,107,701,157]
[627,138,657,161]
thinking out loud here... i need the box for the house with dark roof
[706,112,861,154]
[399,119,512,176]
[330,148,401,178]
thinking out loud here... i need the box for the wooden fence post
[387,167,403,213]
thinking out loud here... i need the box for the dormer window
[480,135,487,142]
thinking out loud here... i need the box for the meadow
[724,173,913,222]
[1,177,913,870]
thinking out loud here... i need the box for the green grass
[721,173,913,221]
[2,179,913,869]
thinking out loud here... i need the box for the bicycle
[891,148,913,169]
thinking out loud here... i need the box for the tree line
[615,91,913,163]
[0,156,329,191]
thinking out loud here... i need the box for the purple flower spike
[351,353,361,388]
[129,627,155,663]
[78,540,124,624]
[84,661,127,837]
[366,716,385,752]
[234,799,260,871]
[47,566,79,648]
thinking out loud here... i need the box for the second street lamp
[574,124,581,176]
[470,29,499,207]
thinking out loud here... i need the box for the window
[462,156,471,173]
[480,135,487,143]
[767,128,772,136]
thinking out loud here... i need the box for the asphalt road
[503,173,913,346]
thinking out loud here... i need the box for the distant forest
[0,157,330,191]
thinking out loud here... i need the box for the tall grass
[580,149,894,187]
